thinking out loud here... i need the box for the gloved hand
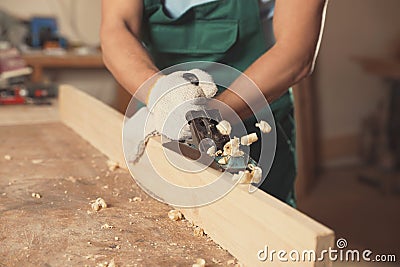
[147,69,218,140]
[124,69,218,163]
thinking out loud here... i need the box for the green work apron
[142,0,297,207]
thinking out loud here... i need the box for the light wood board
[59,85,335,266]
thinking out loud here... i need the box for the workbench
[0,103,235,266]
[0,86,334,266]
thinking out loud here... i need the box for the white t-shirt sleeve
[164,0,218,18]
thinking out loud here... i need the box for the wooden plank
[0,100,59,126]
[58,85,335,266]
[59,85,126,168]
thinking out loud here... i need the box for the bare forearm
[217,45,312,120]
[101,26,158,100]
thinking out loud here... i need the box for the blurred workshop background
[0,0,399,264]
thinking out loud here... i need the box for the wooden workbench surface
[0,122,235,266]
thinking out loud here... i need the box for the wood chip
[31,193,41,199]
[232,170,252,184]
[101,223,114,229]
[168,210,183,221]
[4,155,11,160]
[193,226,204,237]
[240,133,258,146]
[91,197,107,212]
[255,120,272,133]
[106,160,119,171]
[133,197,142,202]
[227,259,236,265]
[65,176,77,183]
[216,120,231,135]
[192,258,206,267]
[218,156,229,165]
[206,146,216,157]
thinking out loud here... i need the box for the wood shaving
[4,155,11,160]
[106,160,119,171]
[250,166,262,183]
[192,258,206,267]
[206,146,216,157]
[193,226,204,237]
[97,259,116,267]
[240,133,258,146]
[222,141,232,156]
[212,258,221,264]
[168,210,183,221]
[31,192,41,199]
[101,224,114,229]
[216,120,231,135]
[31,159,43,164]
[215,150,223,156]
[227,259,236,265]
[91,197,107,212]
[248,164,262,183]
[230,137,243,157]
[255,120,272,133]
[65,176,77,183]
[218,156,230,165]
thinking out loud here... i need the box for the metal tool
[162,72,259,173]
[163,108,259,173]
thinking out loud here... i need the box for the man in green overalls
[101,0,328,207]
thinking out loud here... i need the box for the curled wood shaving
[230,137,244,157]
[193,226,204,237]
[106,160,119,171]
[192,258,206,267]
[91,197,107,211]
[101,223,114,229]
[129,197,142,202]
[206,146,216,157]
[240,133,258,146]
[218,156,230,165]
[255,120,272,133]
[31,192,41,199]
[216,120,232,135]
[168,210,183,221]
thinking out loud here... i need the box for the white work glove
[124,69,218,164]
[147,69,218,140]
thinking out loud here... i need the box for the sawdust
[31,159,43,164]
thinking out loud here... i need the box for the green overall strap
[142,0,297,206]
